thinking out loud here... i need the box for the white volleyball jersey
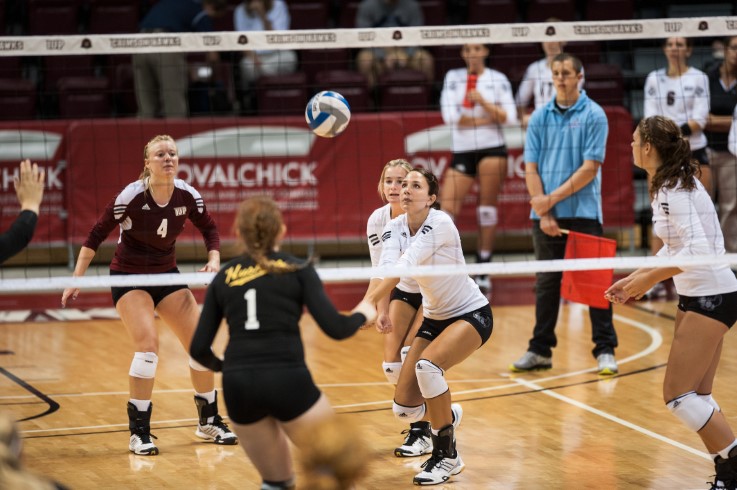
[378,209,488,319]
[515,58,585,111]
[653,179,737,296]
[367,204,419,293]
[440,67,518,153]
[644,67,710,150]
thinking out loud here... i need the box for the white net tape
[0,17,734,57]
[3,254,737,292]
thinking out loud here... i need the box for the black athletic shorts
[222,365,321,424]
[390,287,423,310]
[451,146,508,177]
[677,290,737,328]
[693,147,709,166]
[416,303,493,345]
[110,267,188,307]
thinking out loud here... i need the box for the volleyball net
[1,15,736,295]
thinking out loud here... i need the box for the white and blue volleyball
[305,91,351,138]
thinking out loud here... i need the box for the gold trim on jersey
[224,260,291,287]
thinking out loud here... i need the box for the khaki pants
[132,51,188,118]
[709,148,737,253]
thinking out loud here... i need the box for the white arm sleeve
[729,107,737,156]
[397,218,454,268]
[691,71,710,129]
[515,65,534,109]
[498,75,518,125]
[643,72,659,118]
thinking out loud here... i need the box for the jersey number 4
[243,289,260,330]
[157,219,168,238]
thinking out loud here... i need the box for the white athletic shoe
[413,452,465,485]
[596,353,618,375]
[394,422,432,457]
[195,415,238,445]
[129,432,159,456]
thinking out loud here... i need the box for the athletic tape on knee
[129,352,158,379]
[189,356,211,372]
[392,401,425,422]
[382,361,402,385]
[400,346,411,364]
[667,391,714,432]
[477,205,498,227]
[415,359,448,399]
[698,393,721,412]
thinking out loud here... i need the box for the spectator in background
[234,0,298,90]
[133,0,227,118]
[355,0,434,88]
[0,159,45,264]
[510,53,619,376]
[707,36,737,257]
[515,20,584,128]
[642,36,711,298]
[438,43,518,292]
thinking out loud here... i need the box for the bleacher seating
[256,71,308,116]
[467,0,518,24]
[378,68,431,111]
[583,63,625,106]
[57,76,111,118]
[314,69,371,112]
[87,0,140,34]
[0,78,37,120]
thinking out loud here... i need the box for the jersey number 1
[243,289,260,330]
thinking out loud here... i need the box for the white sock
[431,428,439,436]
[197,390,216,404]
[477,251,491,262]
[718,439,737,460]
[129,399,151,411]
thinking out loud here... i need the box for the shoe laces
[420,451,452,472]
[400,427,426,446]
[205,414,231,432]
[132,429,158,444]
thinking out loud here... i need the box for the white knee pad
[382,361,402,385]
[189,356,211,372]
[392,401,426,422]
[698,393,721,412]
[400,346,411,364]
[129,352,158,379]
[415,359,448,399]
[667,391,715,432]
[477,205,498,227]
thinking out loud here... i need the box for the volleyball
[305,91,351,138]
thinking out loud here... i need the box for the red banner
[0,108,633,250]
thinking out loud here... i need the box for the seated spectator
[235,0,298,89]
[355,0,434,88]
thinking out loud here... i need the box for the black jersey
[0,210,38,264]
[191,252,366,372]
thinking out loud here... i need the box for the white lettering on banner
[510,154,526,179]
[1,164,63,190]
[178,162,318,188]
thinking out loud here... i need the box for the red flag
[560,231,617,309]
[463,73,478,108]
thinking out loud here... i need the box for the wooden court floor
[1,298,732,489]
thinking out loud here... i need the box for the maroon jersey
[83,179,219,273]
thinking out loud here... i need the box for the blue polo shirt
[524,90,608,222]
[140,0,213,33]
